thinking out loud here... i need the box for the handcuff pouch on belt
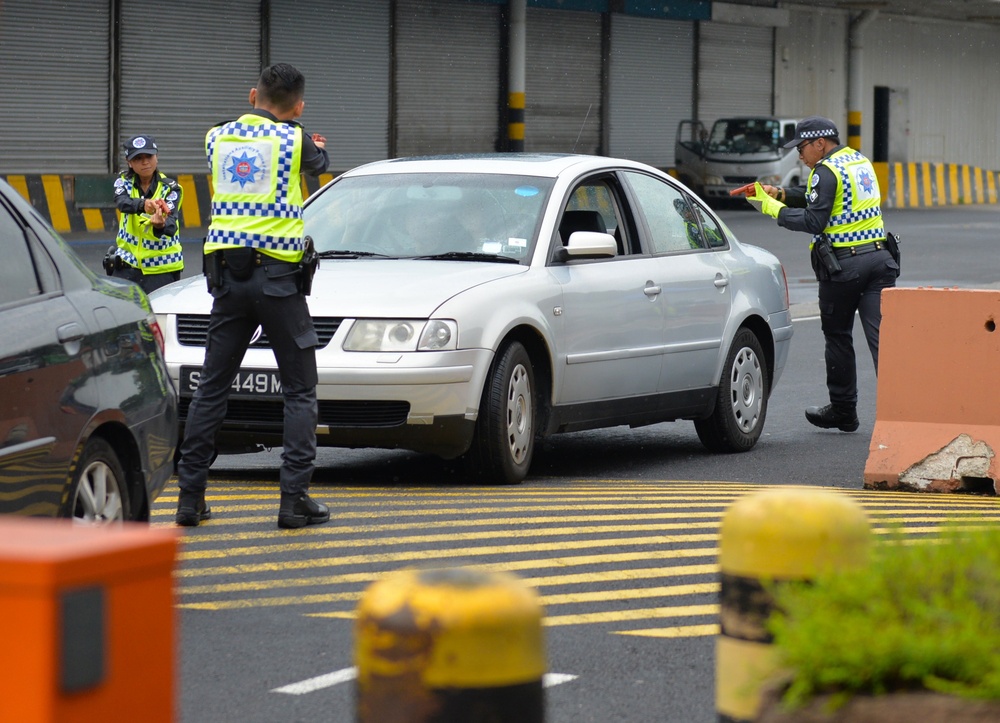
[102,244,118,276]
[884,231,901,277]
[811,234,842,280]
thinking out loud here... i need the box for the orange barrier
[864,287,1000,494]
[0,518,178,722]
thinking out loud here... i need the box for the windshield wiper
[316,250,396,259]
[410,251,521,264]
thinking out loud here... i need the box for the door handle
[643,284,662,298]
[57,323,84,343]
[714,274,730,289]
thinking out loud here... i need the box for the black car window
[0,205,41,307]
[623,171,702,255]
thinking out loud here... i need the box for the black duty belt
[833,240,885,260]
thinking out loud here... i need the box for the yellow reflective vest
[204,113,306,263]
[114,172,184,274]
[809,146,885,249]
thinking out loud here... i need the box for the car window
[558,177,638,257]
[692,201,728,249]
[623,172,703,255]
[0,204,41,307]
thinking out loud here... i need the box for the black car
[0,178,177,523]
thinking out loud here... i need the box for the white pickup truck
[674,117,808,201]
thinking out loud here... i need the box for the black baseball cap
[124,134,158,160]
[782,116,839,149]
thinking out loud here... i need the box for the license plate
[180,366,283,398]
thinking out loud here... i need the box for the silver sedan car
[150,154,792,485]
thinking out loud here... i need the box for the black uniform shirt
[775,145,845,235]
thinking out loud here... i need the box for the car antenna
[572,103,593,153]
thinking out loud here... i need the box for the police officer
[110,135,184,293]
[745,116,898,432]
[175,63,330,529]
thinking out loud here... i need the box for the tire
[463,341,535,485]
[68,437,130,524]
[695,328,769,453]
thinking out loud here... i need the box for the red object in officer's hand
[729,182,756,197]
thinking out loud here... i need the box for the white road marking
[272,668,577,695]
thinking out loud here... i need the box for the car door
[548,175,666,404]
[620,171,732,392]
[0,199,88,516]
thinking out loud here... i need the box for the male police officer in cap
[744,116,898,432]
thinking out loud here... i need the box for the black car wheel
[69,438,130,524]
[694,328,769,453]
[464,340,535,485]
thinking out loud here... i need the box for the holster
[298,236,319,296]
[102,245,117,276]
[810,234,842,280]
[204,250,223,291]
[884,231,901,277]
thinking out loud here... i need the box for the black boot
[805,403,859,432]
[278,492,331,529]
[175,491,212,527]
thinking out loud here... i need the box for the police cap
[124,134,158,160]
[782,116,839,149]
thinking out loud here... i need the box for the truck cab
[675,117,807,201]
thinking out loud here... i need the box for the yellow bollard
[715,489,872,723]
[355,567,546,722]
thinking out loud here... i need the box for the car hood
[149,260,527,317]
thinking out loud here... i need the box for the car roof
[340,153,658,179]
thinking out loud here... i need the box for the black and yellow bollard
[715,489,872,722]
[355,567,546,722]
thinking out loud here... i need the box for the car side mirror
[553,231,618,262]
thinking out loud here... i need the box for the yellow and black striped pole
[507,0,526,152]
[355,567,546,722]
[715,489,872,722]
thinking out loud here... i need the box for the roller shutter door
[608,15,693,168]
[0,0,110,173]
[395,0,502,156]
[524,8,602,154]
[119,1,261,174]
[269,0,390,172]
[697,23,773,125]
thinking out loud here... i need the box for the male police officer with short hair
[745,116,898,432]
[175,63,330,529]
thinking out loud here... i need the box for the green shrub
[767,523,1000,709]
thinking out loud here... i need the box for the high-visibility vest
[204,113,305,263]
[809,146,885,250]
[114,172,184,274]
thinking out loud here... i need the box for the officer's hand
[747,182,785,219]
[311,132,327,149]
[143,199,158,214]
[759,184,780,199]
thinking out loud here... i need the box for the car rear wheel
[463,340,535,485]
[69,438,130,525]
[694,328,769,453]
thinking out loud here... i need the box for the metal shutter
[608,14,694,168]
[394,0,502,156]
[269,0,390,172]
[0,0,110,173]
[696,23,773,125]
[119,1,261,174]
[524,8,603,154]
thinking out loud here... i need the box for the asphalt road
[67,203,1000,722]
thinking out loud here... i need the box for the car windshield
[304,172,554,264]
[707,119,781,154]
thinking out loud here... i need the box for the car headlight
[704,175,724,186]
[756,174,782,185]
[344,319,458,352]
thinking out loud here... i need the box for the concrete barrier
[864,287,1000,494]
[355,566,546,722]
[715,489,872,723]
[876,161,1000,208]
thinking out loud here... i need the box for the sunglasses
[796,139,818,154]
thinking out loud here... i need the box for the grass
[766,523,1000,710]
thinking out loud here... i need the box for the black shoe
[277,492,331,529]
[175,492,212,527]
[805,404,860,432]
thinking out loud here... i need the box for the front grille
[723,176,757,185]
[177,314,342,349]
[178,398,411,428]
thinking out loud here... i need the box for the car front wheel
[68,437,130,524]
[463,340,535,485]
[694,328,769,453]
